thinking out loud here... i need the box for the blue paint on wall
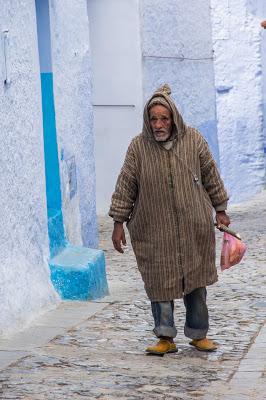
[35,0,108,300]
[35,0,70,251]
[41,74,62,209]
[36,0,64,256]
[47,208,66,258]
[40,72,66,257]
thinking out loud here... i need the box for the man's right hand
[112,222,126,253]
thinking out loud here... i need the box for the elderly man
[109,85,230,355]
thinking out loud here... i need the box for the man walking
[109,85,230,355]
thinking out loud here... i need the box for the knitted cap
[148,84,172,110]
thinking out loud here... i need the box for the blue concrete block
[49,245,109,300]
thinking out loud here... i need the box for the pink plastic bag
[220,232,247,271]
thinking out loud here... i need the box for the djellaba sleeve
[109,139,139,223]
[197,133,229,210]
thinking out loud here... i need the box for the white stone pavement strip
[203,323,266,399]
[0,191,265,399]
[0,301,109,370]
[226,323,266,397]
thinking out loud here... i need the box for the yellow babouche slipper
[189,338,218,352]
[146,339,178,355]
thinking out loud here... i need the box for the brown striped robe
[109,90,228,301]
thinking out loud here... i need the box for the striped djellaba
[109,86,228,301]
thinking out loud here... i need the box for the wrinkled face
[149,105,172,142]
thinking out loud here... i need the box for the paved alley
[0,191,265,399]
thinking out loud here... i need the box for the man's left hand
[216,211,230,229]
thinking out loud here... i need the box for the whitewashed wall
[0,0,58,336]
[141,0,220,162]
[258,1,266,171]
[211,0,265,202]
[49,0,98,247]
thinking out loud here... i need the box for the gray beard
[153,132,173,143]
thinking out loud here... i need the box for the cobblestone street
[0,191,265,399]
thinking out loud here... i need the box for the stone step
[49,245,108,300]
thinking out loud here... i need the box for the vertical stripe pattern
[109,90,228,301]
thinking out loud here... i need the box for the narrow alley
[0,191,265,399]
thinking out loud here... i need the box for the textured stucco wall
[258,1,266,167]
[141,0,220,161]
[211,0,266,203]
[49,0,98,247]
[0,0,59,336]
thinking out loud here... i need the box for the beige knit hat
[148,84,172,111]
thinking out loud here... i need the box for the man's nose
[155,119,163,129]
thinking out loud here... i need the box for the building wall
[141,0,220,162]
[49,0,98,247]
[0,0,58,336]
[87,0,143,214]
[257,1,266,169]
[1,0,266,335]
[211,0,265,203]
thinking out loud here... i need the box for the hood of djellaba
[142,84,187,141]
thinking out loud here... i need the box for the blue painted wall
[141,0,220,165]
[36,0,66,257]
[261,16,266,162]
[212,0,266,202]
[35,0,108,301]
[40,73,66,257]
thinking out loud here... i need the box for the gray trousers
[151,287,209,340]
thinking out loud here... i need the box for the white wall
[211,0,265,203]
[0,0,58,336]
[49,0,98,247]
[87,0,143,214]
[258,1,266,170]
[141,0,220,162]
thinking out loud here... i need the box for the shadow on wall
[198,120,220,165]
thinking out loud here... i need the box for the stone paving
[0,191,265,399]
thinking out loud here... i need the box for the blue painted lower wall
[41,73,66,257]
[40,72,108,300]
[48,208,67,258]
